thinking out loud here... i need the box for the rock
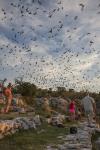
[33,115,41,126]
[57,136,63,139]
[47,114,65,127]
[50,97,68,112]
[0,115,41,139]
[14,118,30,130]
[46,121,98,150]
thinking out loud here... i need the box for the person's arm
[81,99,84,108]
[91,99,96,114]
[93,102,96,114]
[80,99,84,115]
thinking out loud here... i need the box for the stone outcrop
[35,97,69,112]
[46,121,99,150]
[50,98,68,112]
[0,115,41,139]
[46,114,65,127]
[0,114,100,150]
[35,97,82,114]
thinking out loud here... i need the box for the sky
[0,0,100,92]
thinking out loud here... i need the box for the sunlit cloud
[0,0,100,92]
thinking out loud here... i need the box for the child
[43,97,51,114]
[69,99,76,121]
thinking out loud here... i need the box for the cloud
[0,0,100,92]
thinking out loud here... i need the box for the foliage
[13,78,100,106]
[0,123,68,150]
[15,79,37,97]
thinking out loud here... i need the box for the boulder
[47,114,65,127]
[50,97,68,112]
[0,115,41,139]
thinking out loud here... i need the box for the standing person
[0,83,2,97]
[0,78,7,97]
[43,97,51,113]
[4,83,13,113]
[0,79,7,106]
[81,93,96,126]
[69,99,76,121]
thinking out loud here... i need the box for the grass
[0,123,69,150]
[91,131,100,150]
[0,112,36,120]
[0,104,78,150]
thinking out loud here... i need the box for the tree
[15,79,37,97]
[57,87,66,92]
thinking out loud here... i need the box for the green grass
[0,103,79,150]
[92,131,100,150]
[0,123,68,150]
[0,112,36,120]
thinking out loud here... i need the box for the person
[43,97,51,113]
[81,93,96,126]
[0,79,7,97]
[0,83,2,97]
[69,99,76,121]
[3,83,13,113]
[77,108,82,120]
[43,97,56,116]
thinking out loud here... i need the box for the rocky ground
[46,121,100,150]
[0,113,100,150]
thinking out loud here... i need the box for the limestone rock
[0,115,41,139]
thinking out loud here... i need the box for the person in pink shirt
[69,99,76,121]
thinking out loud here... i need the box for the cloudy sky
[0,0,100,92]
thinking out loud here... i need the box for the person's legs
[86,111,94,126]
[5,97,12,113]
[72,111,75,121]
[69,112,72,121]
[69,108,75,121]
[89,111,94,124]
[70,112,75,121]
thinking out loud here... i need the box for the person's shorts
[69,109,75,113]
[85,110,94,116]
